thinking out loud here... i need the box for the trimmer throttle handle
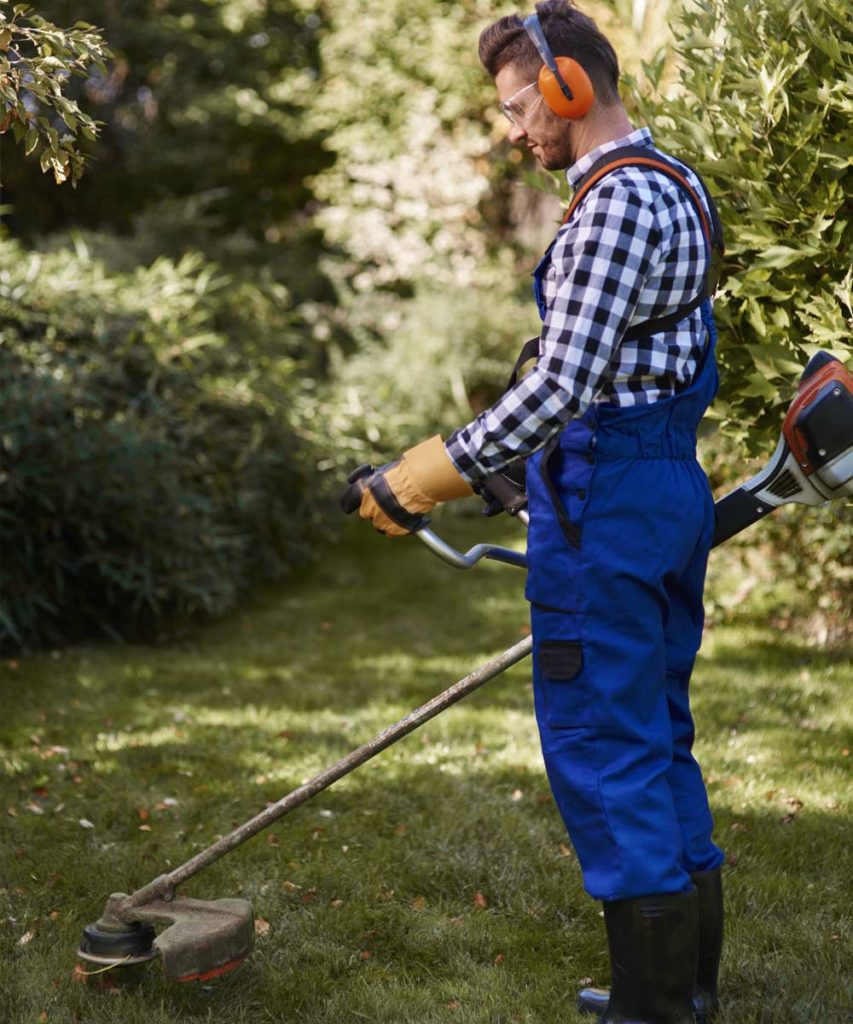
[480,470,529,518]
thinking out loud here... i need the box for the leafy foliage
[1,0,331,273]
[630,0,853,452]
[0,1,110,184]
[0,235,322,651]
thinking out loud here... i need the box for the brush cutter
[77,351,852,982]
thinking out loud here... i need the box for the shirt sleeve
[445,181,664,483]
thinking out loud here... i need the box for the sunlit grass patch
[0,518,850,1023]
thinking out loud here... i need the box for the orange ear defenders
[523,11,594,119]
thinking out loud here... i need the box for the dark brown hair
[479,1,620,106]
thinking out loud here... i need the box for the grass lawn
[1,512,850,1023]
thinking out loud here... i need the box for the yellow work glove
[357,435,473,538]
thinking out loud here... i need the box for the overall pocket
[531,605,591,728]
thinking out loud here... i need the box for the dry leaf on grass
[254,919,271,937]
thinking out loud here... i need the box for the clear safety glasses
[499,81,543,126]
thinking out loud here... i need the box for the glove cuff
[403,435,474,502]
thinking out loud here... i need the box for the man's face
[495,63,575,170]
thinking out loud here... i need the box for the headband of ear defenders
[522,12,575,101]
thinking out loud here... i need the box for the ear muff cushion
[538,57,594,119]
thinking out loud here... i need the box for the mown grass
[1,511,850,1024]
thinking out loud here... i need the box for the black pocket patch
[539,640,583,681]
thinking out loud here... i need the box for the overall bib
[527,251,725,900]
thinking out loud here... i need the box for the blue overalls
[527,262,725,901]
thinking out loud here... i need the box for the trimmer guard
[133,896,254,982]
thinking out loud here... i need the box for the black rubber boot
[692,867,723,1024]
[576,889,698,1024]
[578,871,723,1023]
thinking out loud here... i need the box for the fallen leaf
[444,1001,460,1011]
[494,953,505,965]
[379,889,394,901]
[71,965,88,984]
[536,794,551,805]
[266,834,279,846]
[278,730,296,740]
[842,749,849,757]
[359,949,372,960]
[780,813,797,826]
[559,843,573,857]
[784,797,804,811]
[330,899,344,908]
[79,819,94,829]
[510,789,524,802]
[49,911,60,921]
[411,896,426,911]
[726,853,739,867]
[138,807,150,822]
[473,891,487,910]
[283,880,301,892]
[301,888,319,904]
[7,806,17,817]
[33,787,49,798]
[18,930,35,945]
[138,824,152,832]
[39,1013,48,1022]
[393,824,408,837]
[729,822,747,832]
[254,919,271,937]
[162,797,178,807]
[25,802,45,816]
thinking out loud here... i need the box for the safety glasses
[499,81,543,126]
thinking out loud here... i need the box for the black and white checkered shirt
[446,127,712,483]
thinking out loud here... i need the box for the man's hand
[344,435,473,537]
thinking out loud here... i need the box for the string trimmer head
[78,890,254,982]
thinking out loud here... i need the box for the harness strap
[518,147,724,376]
[566,152,713,242]
[539,436,582,549]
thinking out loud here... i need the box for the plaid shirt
[446,127,712,483]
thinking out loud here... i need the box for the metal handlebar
[415,508,529,570]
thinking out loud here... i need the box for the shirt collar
[566,126,653,189]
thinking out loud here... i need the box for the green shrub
[630,0,852,451]
[0,235,322,651]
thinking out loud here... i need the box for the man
[350,3,725,1021]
